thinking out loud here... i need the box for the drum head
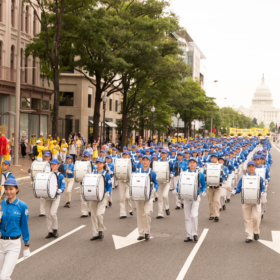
[98,176,105,201]
[44,163,51,173]
[48,173,58,199]
[145,174,151,200]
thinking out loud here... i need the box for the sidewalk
[9,156,32,181]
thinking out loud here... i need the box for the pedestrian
[20,135,28,158]
[68,140,77,163]
[92,139,99,160]
[60,139,68,163]
[0,178,30,279]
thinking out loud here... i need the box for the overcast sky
[169,0,280,109]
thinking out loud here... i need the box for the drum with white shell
[129,173,151,201]
[30,161,51,180]
[74,160,93,183]
[33,172,58,199]
[82,174,105,202]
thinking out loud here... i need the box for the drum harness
[139,168,153,190]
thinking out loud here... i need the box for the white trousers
[108,177,114,205]
[40,198,45,215]
[157,182,170,216]
[119,181,132,217]
[80,185,89,215]
[136,197,153,236]
[60,152,67,163]
[172,176,182,207]
[242,203,261,240]
[184,195,201,238]
[89,197,108,236]
[52,154,58,160]
[45,196,61,232]
[65,178,74,203]
[0,239,21,280]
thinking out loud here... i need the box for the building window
[20,49,23,82]
[0,0,2,22]
[0,41,2,67]
[88,94,92,108]
[21,3,24,31]
[33,10,36,35]
[31,99,40,110]
[59,92,74,106]
[11,0,14,27]
[21,97,31,108]
[115,100,118,112]
[24,56,28,83]
[32,56,36,85]
[109,99,112,111]
[42,100,49,110]
[25,6,29,33]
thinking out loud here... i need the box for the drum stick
[168,182,175,190]
[220,185,232,192]
[21,169,29,174]
[77,192,82,194]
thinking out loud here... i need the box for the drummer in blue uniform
[105,155,114,207]
[90,158,112,241]
[0,178,30,279]
[1,160,15,180]
[45,159,65,239]
[63,155,75,208]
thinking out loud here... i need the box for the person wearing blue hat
[89,157,112,241]
[118,151,133,219]
[173,157,206,242]
[105,155,114,207]
[131,145,137,161]
[0,178,30,278]
[1,160,15,185]
[45,159,65,239]
[202,149,211,164]
[63,155,75,208]
[135,154,143,170]
[99,150,106,162]
[135,155,159,241]
[218,157,229,211]
[155,150,174,218]
[169,148,177,164]
[145,149,152,161]
[231,161,265,243]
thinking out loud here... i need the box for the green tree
[269,121,275,132]
[259,122,265,128]
[253,118,258,126]
[25,0,93,137]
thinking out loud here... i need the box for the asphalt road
[12,146,280,280]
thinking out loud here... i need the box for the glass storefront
[40,115,48,140]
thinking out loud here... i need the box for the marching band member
[135,155,159,241]
[119,151,133,219]
[60,139,68,164]
[111,148,120,188]
[45,159,65,239]
[0,178,30,279]
[218,157,229,211]
[156,149,173,219]
[1,160,15,181]
[231,161,265,243]
[172,157,206,242]
[105,155,114,207]
[63,155,75,208]
[90,158,112,241]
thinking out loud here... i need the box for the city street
[12,146,280,280]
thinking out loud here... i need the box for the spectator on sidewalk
[60,139,68,163]
[21,135,28,158]
[68,140,77,163]
[10,133,14,157]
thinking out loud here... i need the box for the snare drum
[33,172,58,199]
[255,168,266,180]
[114,158,133,180]
[74,160,92,182]
[30,161,51,180]
[241,175,261,205]
[205,163,222,187]
[178,171,198,201]
[129,173,151,201]
[152,161,170,183]
[82,174,105,202]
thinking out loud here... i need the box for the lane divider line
[17,225,86,264]
[176,228,209,280]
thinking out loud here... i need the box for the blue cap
[218,157,225,161]
[177,152,184,156]
[123,146,127,150]
[142,155,151,161]
[184,150,191,154]
[247,161,256,167]
[138,154,143,158]
[3,178,18,187]
[122,151,130,155]
[132,145,136,148]
[84,152,91,157]
[112,148,117,151]
[161,149,168,154]
[146,149,151,152]
[189,157,198,163]
[96,157,105,163]
[260,155,265,160]
[211,154,218,158]
[142,143,146,146]
[253,155,260,160]
[50,159,59,164]
[106,155,112,159]
[44,152,52,157]
[3,160,10,166]
[150,142,154,145]
[66,155,73,160]
[155,146,159,149]
[171,148,176,152]
[158,142,161,145]
[152,154,158,158]
[100,150,105,154]
[136,150,141,153]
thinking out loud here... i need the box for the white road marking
[272,144,280,153]
[176,229,209,280]
[74,187,80,189]
[112,228,153,250]
[259,231,280,255]
[17,225,86,264]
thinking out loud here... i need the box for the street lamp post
[102,95,108,144]
[151,106,155,142]
[176,112,180,142]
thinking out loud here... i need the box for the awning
[88,120,102,126]
[105,121,117,128]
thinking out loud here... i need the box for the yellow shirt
[30,137,37,145]
[76,140,81,148]
[39,137,45,143]
[52,144,60,155]
[37,145,47,158]
[60,143,68,153]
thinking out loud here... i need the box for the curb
[16,176,31,182]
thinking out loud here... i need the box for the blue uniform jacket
[158,159,174,172]
[136,168,159,191]
[111,154,120,164]
[0,198,29,245]
[106,162,114,177]
[236,173,265,194]
[256,165,270,181]
[93,170,113,195]
[63,163,74,179]
[3,171,15,180]
[176,169,207,194]
[56,171,65,192]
